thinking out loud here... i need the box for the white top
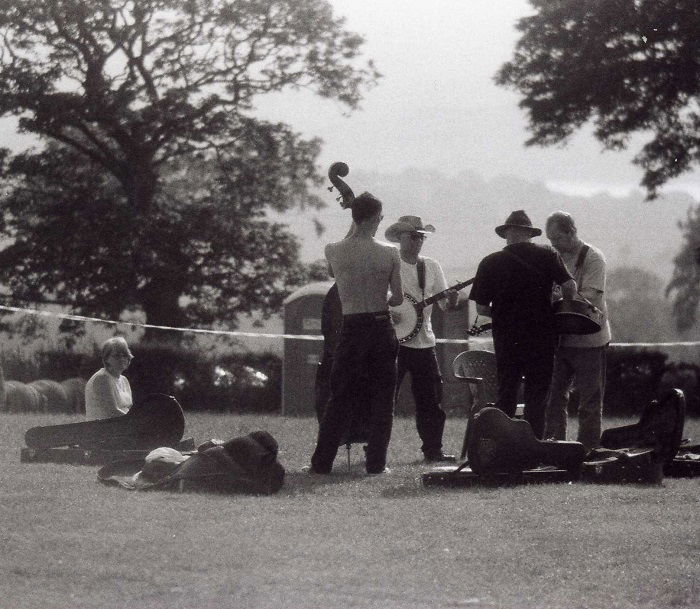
[400,256,449,349]
[84,368,133,420]
[559,243,612,348]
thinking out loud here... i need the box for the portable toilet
[282,281,333,415]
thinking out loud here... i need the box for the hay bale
[30,379,70,413]
[61,377,87,414]
[4,381,46,412]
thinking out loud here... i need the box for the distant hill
[280,168,696,288]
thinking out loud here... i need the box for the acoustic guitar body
[467,407,586,475]
[24,393,185,451]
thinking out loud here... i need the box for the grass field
[2,412,699,609]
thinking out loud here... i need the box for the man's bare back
[326,236,403,315]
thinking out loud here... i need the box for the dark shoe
[302,465,331,475]
[424,452,457,463]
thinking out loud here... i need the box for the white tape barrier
[0,304,322,341]
[0,304,698,347]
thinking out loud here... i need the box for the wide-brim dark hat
[495,210,542,238]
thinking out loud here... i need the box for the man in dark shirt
[469,210,577,438]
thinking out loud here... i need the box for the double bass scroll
[328,162,355,209]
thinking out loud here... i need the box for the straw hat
[384,215,436,243]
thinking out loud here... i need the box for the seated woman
[85,337,134,420]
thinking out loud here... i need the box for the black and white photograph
[1,1,699,608]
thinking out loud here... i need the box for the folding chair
[452,350,524,461]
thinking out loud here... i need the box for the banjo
[391,278,474,343]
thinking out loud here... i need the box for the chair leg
[461,401,484,461]
[460,404,475,461]
[460,424,469,461]
[460,383,486,461]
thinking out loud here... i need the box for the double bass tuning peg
[328,161,355,209]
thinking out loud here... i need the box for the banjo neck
[412,277,474,311]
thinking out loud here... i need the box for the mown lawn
[1,412,699,609]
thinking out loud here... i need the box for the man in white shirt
[545,211,612,451]
[385,216,459,463]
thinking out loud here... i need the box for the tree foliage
[0,140,317,328]
[606,265,683,341]
[666,206,700,331]
[496,0,700,198]
[0,0,379,332]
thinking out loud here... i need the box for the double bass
[315,163,370,447]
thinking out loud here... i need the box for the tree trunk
[140,278,187,344]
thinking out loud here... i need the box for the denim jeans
[545,345,607,451]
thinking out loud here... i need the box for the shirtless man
[309,192,403,475]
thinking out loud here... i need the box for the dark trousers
[396,346,446,455]
[493,330,556,439]
[311,312,398,473]
[314,349,333,423]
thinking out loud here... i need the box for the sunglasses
[409,233,427,242]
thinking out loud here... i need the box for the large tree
[0,0,378,333]
[496,0,700,331]
[496,0,699,198]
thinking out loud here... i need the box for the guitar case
[422,407,584,487]
[579,447,663,484]
[665,442,700,478]
[584,387,687,482]
[423,391,687,487]
[466,407,586,475]
[599,388,686,466]
[24,393,185,451]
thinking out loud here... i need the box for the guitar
[391,278,474,343]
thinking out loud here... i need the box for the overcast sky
[255,0,700,199]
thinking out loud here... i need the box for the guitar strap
[417,257,426,300]
[574,244,590,276]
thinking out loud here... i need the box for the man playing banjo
[544,211,611,452]
[309,193,403,475]
[385,215,460,463]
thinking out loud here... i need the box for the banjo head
[390,293,423,343]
